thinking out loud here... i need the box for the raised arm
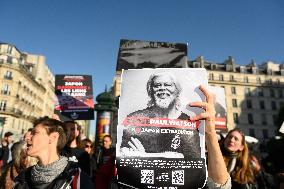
[190,85,230,186]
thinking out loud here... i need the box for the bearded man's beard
[154,92,176,109]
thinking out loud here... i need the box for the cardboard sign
[55,74,94,120]
[116,69,207,189]
[116,39,188,71]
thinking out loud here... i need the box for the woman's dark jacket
[13,161,94,189]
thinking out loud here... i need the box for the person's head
[224,128,245,153]
[23,128,33,142]
[4,131,13,144]
[12,141,38,172]
[63,121,81,145]
[80,138,93,155]
[26,117,66,158]
[147,72,181,109]
[103,135,112,149]
[223,128,254,184]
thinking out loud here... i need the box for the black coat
[0,145,10,168]
[13,161,94,189]
[60,146,91,176]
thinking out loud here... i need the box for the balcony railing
[0,90,11,95]
[0,107,23,116]
[4,75,13,80]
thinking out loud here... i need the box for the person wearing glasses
[81,138,94,155]
[80,138,97,184]
[61,121,91,178]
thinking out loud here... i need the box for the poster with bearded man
[116,68,208,189]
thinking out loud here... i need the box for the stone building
[189,56,284,140]
[0,42,55,139]
[112,56,284,140]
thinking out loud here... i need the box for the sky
[1,0,284,135]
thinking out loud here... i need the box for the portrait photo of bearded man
[128,72,189,119]
[119,71,201,159]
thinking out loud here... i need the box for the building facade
[0,42,55,140]
[112,56,284,141]
[189,56,284,140]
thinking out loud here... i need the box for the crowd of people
[0,85,283,188]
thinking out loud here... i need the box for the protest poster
[116,39,188,71]
[54,74,94,120]
[208,86,228,132]
[116,68,207,189]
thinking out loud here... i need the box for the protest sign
[116,39,188,71]
[55,74,94,120]
[116,68,207,189]
[208,86,227,132]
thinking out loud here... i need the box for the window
[219,74,224,81]
[249,129,255,137]
[257,77,261,84]
[7,45,13,54]
[4,70,13,80]
[194,63,200,68]
[270,89,275,97]
[248,113,254,124]
[0,100,7,111]
[232,99,238,107]
[7,56,13,64]
[244,76,249,83]
[230,75,234,81]
[262,129,268,139]
[271,101,277,110]
[233,113,239,123]
[1,84,10,95]
[278,90,283,98]
[258,88,264,97]
[261,114,267,125]
[247,100,252,109]
[259,101,265,109]
[209,73,214,80]
[231,87,236,94]
[273,114,278,125]
[245,88,251,96]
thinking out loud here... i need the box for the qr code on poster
[172,170,184,185]
[141,170,154,184]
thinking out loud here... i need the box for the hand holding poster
[55,75,94,120]
[116,68,207,189]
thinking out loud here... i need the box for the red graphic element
[122,117,199,129]
[57,85,88,90]
[215,117,227,131]
[135,127,141,134]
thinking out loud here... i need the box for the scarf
[31,156,68,184]
[224,150,239,174]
